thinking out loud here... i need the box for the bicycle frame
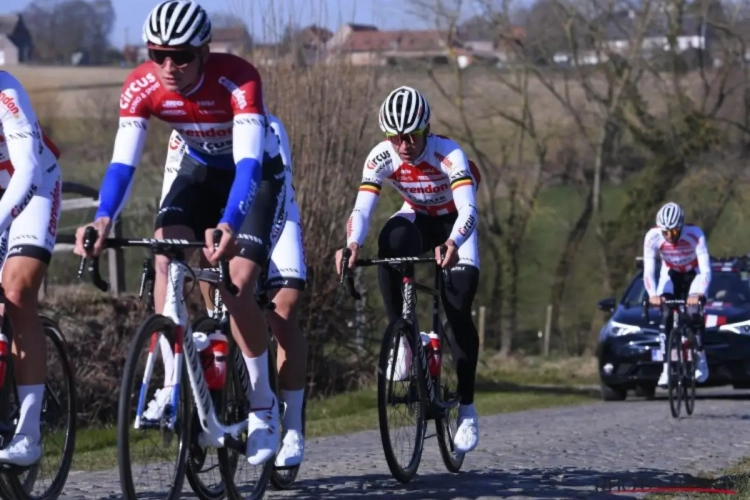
[342,252,459,413]
[79,230,247,451]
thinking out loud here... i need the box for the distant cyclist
[160,113,308,466]
[335,86,482,454]
[0,71,62,466]
[643,202,710,387]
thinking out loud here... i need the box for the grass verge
[643,458,750,499]
[67,354,599,472]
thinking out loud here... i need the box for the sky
[1,0,461,48]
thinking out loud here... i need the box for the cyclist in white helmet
[75,0,285,466]
[335,86,482,454]
[643,202,710,387]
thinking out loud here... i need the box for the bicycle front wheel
[6,315,77,500]
[667,328,683,419]
[117,314,191,500]
[377,318,427,484]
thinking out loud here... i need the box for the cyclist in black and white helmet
[336,86,483,454]
[643,202,711,387]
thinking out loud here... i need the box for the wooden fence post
[543,304,552,357]
[478,306,486,354]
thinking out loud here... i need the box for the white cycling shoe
[453,405,479,454]
[275,429,304,467]
[142,387,173,421]
[0,434,41,467]
[657,365,669,388]
[246,398,280,466]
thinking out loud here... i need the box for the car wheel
[600,383,627,401]
[635,384,656,399]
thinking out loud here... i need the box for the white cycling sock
[281,389,304,432]
[206,307,214,317]
[243,351,275,409]
[16,384,44,442]
[458,403,476,419]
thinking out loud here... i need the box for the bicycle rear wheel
[269,337,305,491]
[117,314,191,500]
[434,320,464,473]
[218,341,273,500]
[377,318,427,484]
[684,331,697,416]
[667,328,683,418]
[4,316,77,500]
[185,317,226,500]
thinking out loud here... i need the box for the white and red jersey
[346,134,480,248]
[114,52,279,169]
[643,224,711,296]
[97,53,281,232]
[0,71,60,236]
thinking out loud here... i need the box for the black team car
[596,256,750,401]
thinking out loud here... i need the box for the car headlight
[719,320,750,334]
[609,321,641,337]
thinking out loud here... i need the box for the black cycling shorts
[155,152,287,266]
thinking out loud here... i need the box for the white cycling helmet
[656,202,684,230]
[143,0,212,47]
[378,86,431,135]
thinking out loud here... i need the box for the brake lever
[440,245,454,291]
[213,229,239,296]
[339,248,351,285]
[79,226,109,292]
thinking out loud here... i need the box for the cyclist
[160,113,307,467]
[335,86,481,454]
[73,0,284,466]
[644,201,710,387]
[0,71,62,465]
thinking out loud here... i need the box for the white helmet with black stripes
[143,0,212,47]
[378,86,431,135]
[656,202,684,231]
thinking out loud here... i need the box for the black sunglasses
[148,48,198,66]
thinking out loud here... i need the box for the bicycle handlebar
[641,297,705,319]
[338,246,453,300]
[77,226,239,295]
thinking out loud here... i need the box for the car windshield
[622,271,750,306]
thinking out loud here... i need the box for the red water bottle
[427,332,441,377]
[0,332,7,387]
[203,331,228,390]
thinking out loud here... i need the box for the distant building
[0,14,33,65]
[211,26,253,55]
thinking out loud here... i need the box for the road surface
[59,388,750,499]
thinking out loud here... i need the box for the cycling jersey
[0,71,62,263]
[96,53,281,233]
[161,114,306,289]
[347,134,480,250]
[643,224,711,297]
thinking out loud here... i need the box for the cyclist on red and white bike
[0,72,62,466]
[335,86,481,454]
[74,0,285,466]
[644,202,710,387]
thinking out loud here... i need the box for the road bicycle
[0,294,76,500]
[339,247,463,484]
[134,254,307,497]
[78,227,275,500]
[643,298,701,418]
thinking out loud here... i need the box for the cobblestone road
[57,388,750,500]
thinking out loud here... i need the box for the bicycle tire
[185,317,226,500]
[684,330,697,416]
[434,320,464,473]
[667,327,683,418]
[377,318,427,484]
[117,314,191,500]
[270,335,305,490]
[6,316,77,500]
[218,341,273,500]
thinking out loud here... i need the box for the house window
[0,51,5,66]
